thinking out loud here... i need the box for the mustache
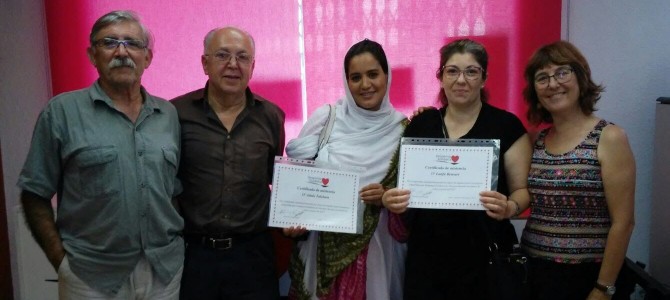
[108,57,136,69]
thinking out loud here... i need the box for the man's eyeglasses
[441,66,483,81]
[205,51,254,65]
[93,38,147,51]
[534,67,573,88]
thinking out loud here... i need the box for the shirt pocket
[75,146,120,199]
[240,142,271,184]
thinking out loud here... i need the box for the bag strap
[474,213,498,251]
[317,104,336,153]
[476,213,524,259]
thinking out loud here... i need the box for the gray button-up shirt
[18,81,184,294]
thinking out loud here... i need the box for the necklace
[441,108,449,139]
[441,108,448,139]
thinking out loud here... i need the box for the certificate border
[400,146,492,209]
[398,138,500,210]
[269,162,361,233]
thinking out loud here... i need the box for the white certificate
[268,157,364,234]
[398,138,500,210]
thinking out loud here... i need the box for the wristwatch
[595,281,616,296]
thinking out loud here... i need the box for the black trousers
[403,233,490,300]
[528,258,601,300]
[179,231,279,300]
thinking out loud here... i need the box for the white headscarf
[286,56,407,300]
[286,60,406,186]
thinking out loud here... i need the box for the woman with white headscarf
[284,39,407,300]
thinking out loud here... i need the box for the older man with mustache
[18,10,183,299]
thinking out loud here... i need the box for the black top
[402,102,526,298]
[172,83,285,235]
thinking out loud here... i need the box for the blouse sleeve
[285,104,333,159]
[500,111,527,154]
[294,104,332,138]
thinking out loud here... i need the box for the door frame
[0,143,15,298]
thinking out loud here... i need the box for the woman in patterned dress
[520,40,636,300]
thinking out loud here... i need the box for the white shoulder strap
[317,104,336,153]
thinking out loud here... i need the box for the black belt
[184,232,265,250]
[184,234,235,250]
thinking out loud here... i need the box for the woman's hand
[480,191,513,220]
[360,183,385,206]
[411,106,435,119]
[282,226,308,238]
[382,188,411,214]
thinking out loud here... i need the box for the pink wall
[45,0,561,139]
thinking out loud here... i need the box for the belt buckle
[207,237,232,250]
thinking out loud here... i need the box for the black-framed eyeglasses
[205,51,254,65]
[93,38,147,51]
[534,67,573,88]
[441,65,483,81]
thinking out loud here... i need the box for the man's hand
[20,190,66,271]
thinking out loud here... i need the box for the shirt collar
[202,81,257,108]
[89,80,161,113]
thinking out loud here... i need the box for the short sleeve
[17,106,63,199]
[499,111,527,154]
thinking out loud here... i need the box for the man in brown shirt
[172,27,285,299]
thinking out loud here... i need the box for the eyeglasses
[205,51,254,65]
[441,66,483,81]
[94,38,147,51]
[534,67,573,88]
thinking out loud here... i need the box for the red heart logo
[322,178,330,185]
[451,155,459,162]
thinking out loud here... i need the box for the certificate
[398,138,500,210]
[268,157,364,234]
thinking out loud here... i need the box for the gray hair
[203,27,255,54]
[89,10,152,49]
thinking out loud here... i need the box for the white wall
[0,0,58,299]
[566,0,670,266]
